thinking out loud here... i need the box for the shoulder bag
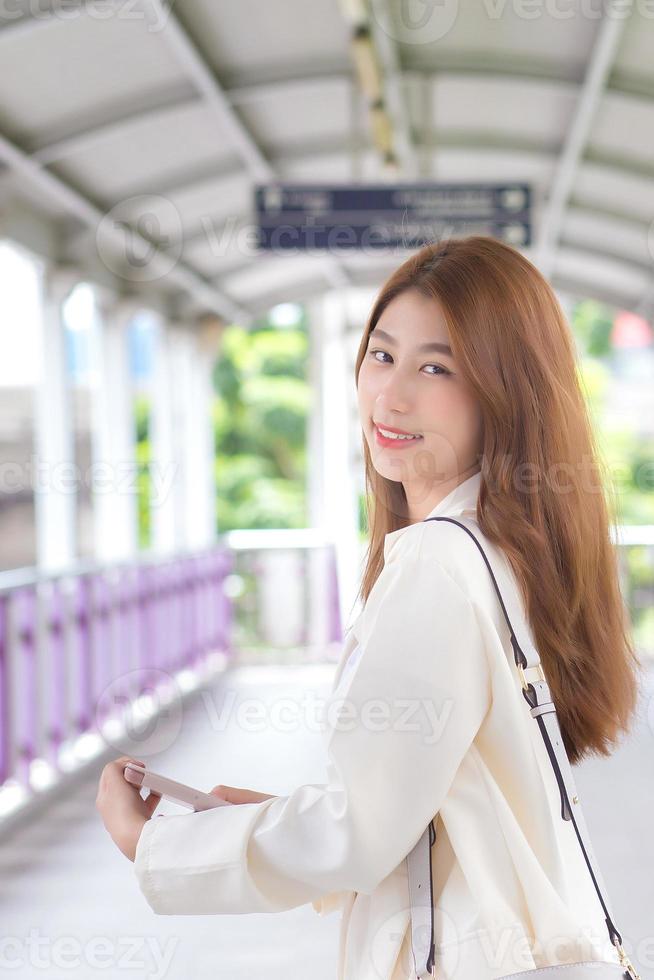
[405,515,641,980]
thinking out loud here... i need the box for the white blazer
[133,470,621,979]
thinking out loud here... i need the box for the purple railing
[14,588,38,788]
[44,583,67,770]
[328,547,343,643]
[0,546,234,796]
[224,532,344,653]
[0,597,7,786]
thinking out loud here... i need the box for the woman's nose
[376,370,414,414]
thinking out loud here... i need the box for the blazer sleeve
[133,550,492,915]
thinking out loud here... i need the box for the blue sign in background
[254,183,531,251]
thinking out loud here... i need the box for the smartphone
[123,762,233,812]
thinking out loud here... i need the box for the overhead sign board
[254,183,531,251]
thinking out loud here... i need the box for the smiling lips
[374,422,424,448]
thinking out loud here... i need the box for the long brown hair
[354,235,642,764]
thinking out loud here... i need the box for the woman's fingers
[115,756,145,767]
[210,784,238,802]
[144,791,162,816]
[209,785,276,804]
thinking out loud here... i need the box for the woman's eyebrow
[369,327,454,358]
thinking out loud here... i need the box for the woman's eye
[368,349,391,364]
[367,349,449,376]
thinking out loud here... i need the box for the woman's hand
[96,755,162,862]
[209,784,277,804]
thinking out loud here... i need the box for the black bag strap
[405,515,636,979]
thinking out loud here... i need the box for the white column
[170,319,222,551]
[149,318,179,554]
[310,292,361,631]
[89,295,139,562]
[33,267,79,572]
[307,297,326,529]
[166,322,189,552]
[306,296,329,649]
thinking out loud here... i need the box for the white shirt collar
[343,471,484,630]
[381,469,482,563]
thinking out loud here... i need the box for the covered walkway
[1,659,653,978]
[0,2,653,978]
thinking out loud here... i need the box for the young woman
[97,235,642,980]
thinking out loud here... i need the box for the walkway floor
[1,659,652,980]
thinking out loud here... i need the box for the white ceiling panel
[221,253,331,302]
[51,103,232,203]
[430,147,556,187]
[393,1,597,73]
[0,1,652,318]
[276,150,359,182]
[170,173,252,236]
[588,90,654,168]
[555,244,650,301]
[573,162,654,223]
[611,12,654,79]
[183,238,249,279]
[172,0,350,83]
[237,78,351,148]
[430,75,578,144]
[561,207,652,270]
[0,7,188,141]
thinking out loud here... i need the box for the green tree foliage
[572,299,654,655]
[213,310,309,532]
[571,298,613,358]
[134,393,151,549]
[572,299,654,525]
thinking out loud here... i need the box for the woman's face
[357,288,483,520]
